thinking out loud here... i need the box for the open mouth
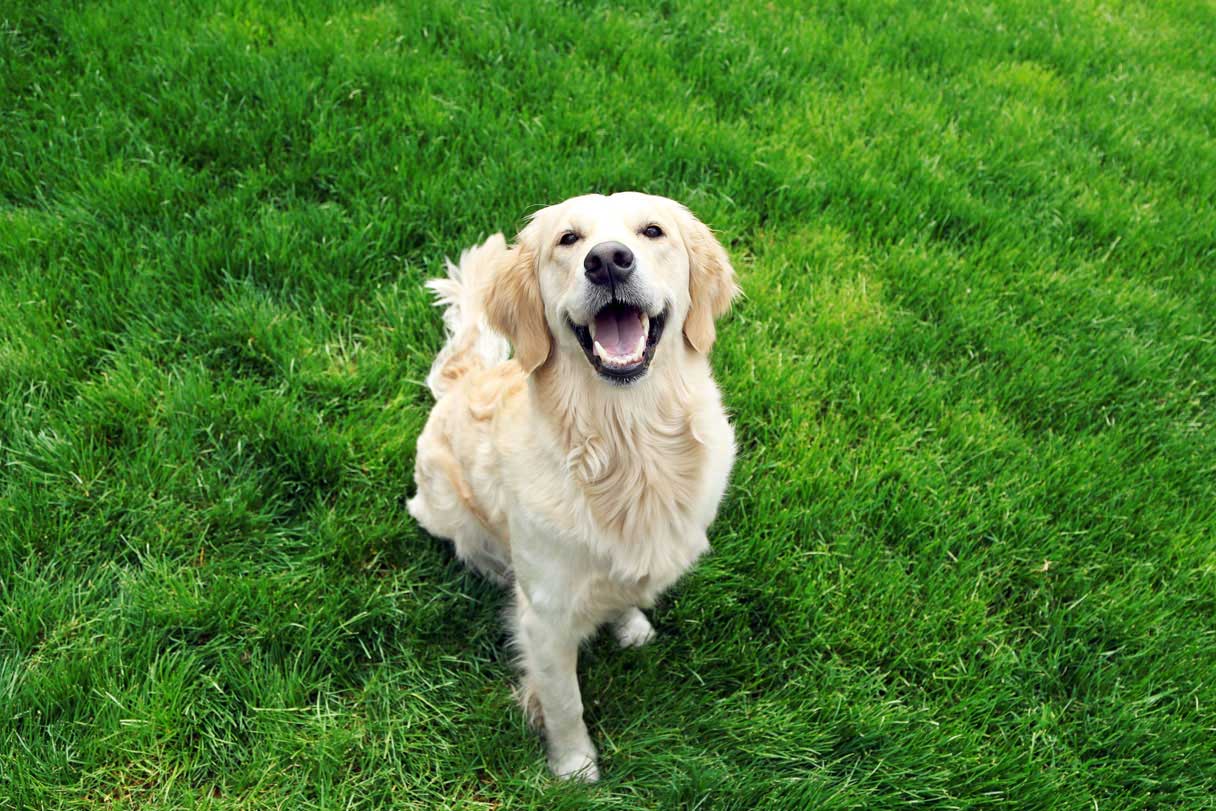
[568,302,666,384]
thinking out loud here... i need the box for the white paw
[613,609,656,649]
[550,749,599,782]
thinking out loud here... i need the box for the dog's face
[485,192,739,384]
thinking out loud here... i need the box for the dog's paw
[550,749,600,782]
[613,608,656,649]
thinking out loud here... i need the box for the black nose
[583,241,635,287]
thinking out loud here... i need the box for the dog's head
[485,192,739,384]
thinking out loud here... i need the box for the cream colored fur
[408,192,739,781]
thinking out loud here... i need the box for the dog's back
[408,234,520,583]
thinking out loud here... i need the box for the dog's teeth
[593,340,608,362]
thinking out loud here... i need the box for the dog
[408,192,739,780]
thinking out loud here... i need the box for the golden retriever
[408,192,738,780]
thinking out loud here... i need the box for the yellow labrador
[409,192,738,780]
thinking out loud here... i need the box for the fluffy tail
[424,233,511,399]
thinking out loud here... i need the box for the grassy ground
[2,0,1215,807]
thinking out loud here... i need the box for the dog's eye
[558,231,580,246]
[642,224,664,239]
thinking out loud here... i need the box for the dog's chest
[570,417,704,528]
[506,373,735,608]
[563,427,716,589]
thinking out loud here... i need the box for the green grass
[2,0,1214,807]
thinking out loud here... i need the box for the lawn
[2,0,1215,807]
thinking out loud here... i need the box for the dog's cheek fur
[484,245,551,373]
[680,209,740,354]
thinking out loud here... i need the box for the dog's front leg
[514,588,599,781]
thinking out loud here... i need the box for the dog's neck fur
[529,345,710,554]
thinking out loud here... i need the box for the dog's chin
[567,303,667,385]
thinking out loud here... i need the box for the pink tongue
[594,308,643,355]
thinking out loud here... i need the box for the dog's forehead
[560,193,668,231]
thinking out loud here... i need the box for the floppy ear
[679,206,740,354]
[483,237,551,374]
